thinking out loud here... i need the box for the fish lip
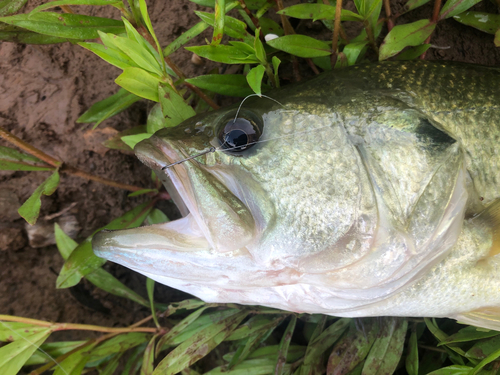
[134,135,217,249]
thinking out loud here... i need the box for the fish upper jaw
[134,135,257,253]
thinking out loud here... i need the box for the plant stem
[0,126,61,168]
[331,0,343,66]
[0,314,158,333]
[420,0,441,59]
[0,126,146,192]
[383,0,395,31]
[238,0,260,29]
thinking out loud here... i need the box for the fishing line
[0,321,69,375]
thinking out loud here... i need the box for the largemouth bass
[93,61,500,330]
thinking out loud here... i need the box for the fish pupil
[224,129,249,150]
[219,117,261,153]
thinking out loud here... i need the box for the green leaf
[272,56,280,87]
[156,305,212,354]
[229,328,276,368]
[109,34,163,76]
[266,35,331,58]
[259,17,283,37]
[227,315,286,342]
[197,10,252,42]
[343,41,368,65]
[466,335,500,360]
[326,320,377,375]
[30,0,120,14]
[405,0,431,11]
[122,343,146,375]
[277,4,363,21]
[439,326,500,346]
[394,44,430,60]
[18,170,59,225]
[0,146,53,171]
[153,310,248,375]
[406,327,419,375]
[439,0,482,19]
[158,85,196,127]
[206,358,291,375]
[355,0,383,29]
[146,278,160,328]
[141,335,157,375]
[89,333,149,361]
[186,44,260,64]
[56,201,154,288]
[164,21,209,56]
[453,12,500,34]
[53,343,97,375]
[24,341,86,366]
[0,12,124,40]
[54,222,78,260]
[79,40,138,70]
[103,125,147,151]
[0,328,52,375]
[362,318,408,375]
[495,29,500,47]
[76,88,141,128]
[0,24,71,43]
[121,133,152,149]
[138,0,164,71]
[0,0,28,17]
[211,0,225,45]
[274,315,296,375]
[254,28,266,64]
[145,208,168,225]
[127,188,157,197]
[186,74,253,97]
[146,103,166,133]
[100,353,123,375]
[246,65,266,96]
[115,67,161,101]
[379,19,436,60]
[427,366,474,375]
[0,322,50,342]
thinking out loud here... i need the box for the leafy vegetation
[0,0,500,372]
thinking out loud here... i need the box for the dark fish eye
[218,115,262,153]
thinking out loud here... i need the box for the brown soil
[0,0,499,363]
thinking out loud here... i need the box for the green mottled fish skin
[95,61,500,329]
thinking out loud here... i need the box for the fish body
[93,61,500,329]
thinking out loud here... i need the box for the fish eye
[218,112,263,153]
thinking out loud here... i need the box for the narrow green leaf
[343,41,368,65]
[326,320,377,375]
[206,358,291,375]
[362,318,407,375]
[0,322,50,342]
[141,334,157,375]
[274,315,296,375]
[153,310,248,375]
[146,103,166,133]
[405,0,431,11]
[0,24,71,43]
[427,365,474,375]
[246,65,265,96]
[229,328,274,368]
[56,201,154,288]
[439,326,500,346]
[186,44,260,64]
[163,299,206,317]
[122,343,146,375]
[146,278,160,328]
[0,146,53,171]
[89,333,149,361]
[469,343,500,374]
[186,74,253,97]
[195,11,248,41]
[394,44,430,60]
[103,125,147,151]
[109,34,163,76]
[254,28,266,64]
[18,170,59,225]
[127,188,157,197]
[0,0,28,17]
[272,56,280,87]
[439,0,482,19]
[212,0,225,45]
[495,29,500,47]
[138,0,164,71]
[277,4,363,21]
[266,35,331,58]
[30,0,120,14]
[406,327,419,375]
[466,335,500,360]
[0,328,52,375]
[379,19,436,60]
[101,353,123,375]
[115,67,161,101]
[164,21,209,56]
[158,85,196,127]
[54,222,78,260]
[24,341,86,366]
[227,315,285,342]
[121,133,152,149]
[0,12,124,40]
[53,343,97,375]
[79,40,139,70]
[453,12,500,34]
[156,305,212,354]
[76,88,141,128]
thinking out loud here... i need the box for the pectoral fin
[456,307,500,331]
[473,199,500,257]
